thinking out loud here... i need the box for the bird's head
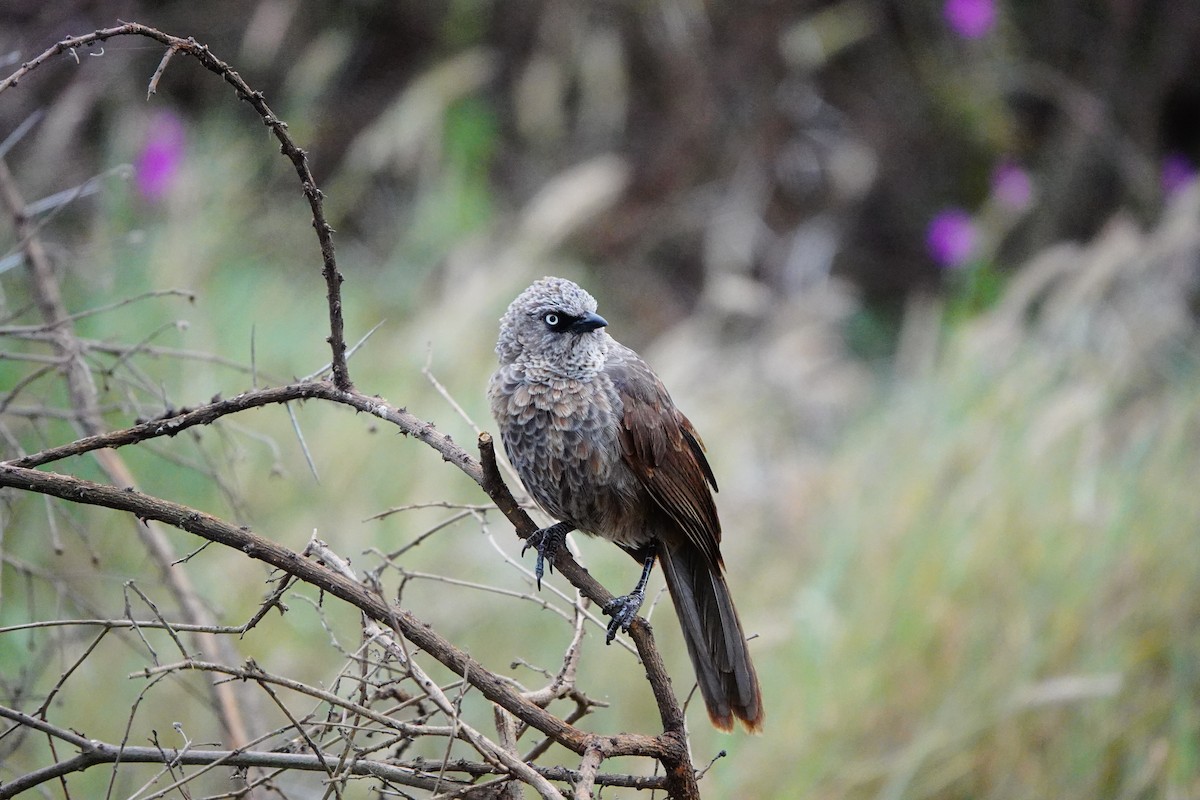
[495,277,610,380]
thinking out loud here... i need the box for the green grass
[708,240,1200,797]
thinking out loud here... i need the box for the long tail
[658,542,763,732]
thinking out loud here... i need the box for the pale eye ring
[544,312,560,327]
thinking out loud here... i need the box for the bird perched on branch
[488,276,762,732]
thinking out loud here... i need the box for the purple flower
[1161,152,1196,197]
[943,0,996,39]
[926,208,977,268]
[991,159,1032,211]
[135,111,186,201]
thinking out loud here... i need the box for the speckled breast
[490,371,642,542]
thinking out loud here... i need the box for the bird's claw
[522,523,569,590]
[602,591,645,644]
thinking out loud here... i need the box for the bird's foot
[521,522,573,590]
[602,590,645,644]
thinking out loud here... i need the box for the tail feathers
[658,543,763,732]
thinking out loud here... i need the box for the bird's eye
[541,311,576,332]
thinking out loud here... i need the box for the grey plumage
[488,276,763,732]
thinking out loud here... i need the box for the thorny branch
[0,21,706,800]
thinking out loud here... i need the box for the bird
[488,276,762,732]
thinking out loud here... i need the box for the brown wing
[605,345,723,569]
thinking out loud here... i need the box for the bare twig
[285,401,320,482]
[424,349,483,436]
[53,289,197,325]
[146,43,180,99]
[0,618,254,636]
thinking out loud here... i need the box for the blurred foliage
[5,0,1199,322]
[2,1,1200,798]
